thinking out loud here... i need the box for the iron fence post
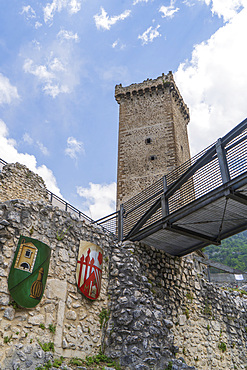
[118,205,124,242]
[216,138,231,184]
[161,175,169,218]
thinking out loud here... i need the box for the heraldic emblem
[76,241,103,300]
[8,236,51,308]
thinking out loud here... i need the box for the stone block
[46,279,67,301]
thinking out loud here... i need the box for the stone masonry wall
[0,199,115,370]
[0,163,49,203]
[105,241,247,370]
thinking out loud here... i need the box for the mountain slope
[204,231,247,272]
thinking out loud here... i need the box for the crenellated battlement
[115,71,189,122]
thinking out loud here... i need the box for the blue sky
[0,0,246,219]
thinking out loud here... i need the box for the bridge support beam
[228,191,247,206]
[164,223,221,246]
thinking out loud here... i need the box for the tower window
[150,155,157,161]
[145,138,152,144]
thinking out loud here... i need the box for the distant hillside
[204,230,247,272]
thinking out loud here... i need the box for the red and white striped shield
[76,241,103,300]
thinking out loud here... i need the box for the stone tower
[115,71,191,209]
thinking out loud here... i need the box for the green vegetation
[9,300,19,310]
[184,307,190,319]
[35,361,52,370]
[218,342,227,352]
[165,361,173,370]
[99,308,110,329]
[56,225,71,241]
[38,340,54,352]
[186,292,194,302]
[4,335,12,344]
[39,323,45,330]
[204,231,247,271]
[48,324,56,333]
[69,350,121,369]
[203,301,212,316]
[53,357,64,368]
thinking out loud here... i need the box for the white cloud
[23,59,54,80]
[23,133,49,155]
[57,29,79,42]
[94,7,131,31]
[174,5,247,155]
[49,58,65,72]
[20,5,36,19]
[37,141,49,156]
[183,0,195,7]
[77,182,116,220]
[200,0,244,22]
[69,0,81,14]
[112,40,118,48]
[133,0,149,5]
[0,119,62,196]
[159,1,179,18]
[43,83,70,97]
[23,57,71,98]
[23,133,33,145]
[0,73,19,105]
[65,136,84,160]
[35,22,43,29]
[112,39,126,50]
[44,0,81,24]
[138,25,161,45]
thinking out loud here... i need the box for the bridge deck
[97,118,247,256]
[135,177,247,256]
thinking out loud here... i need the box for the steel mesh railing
[94,212,119,238]
[120,119,247,239]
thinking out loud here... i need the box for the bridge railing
[46,190,93,223]
[93,211,119,239]
[120,118,247,240]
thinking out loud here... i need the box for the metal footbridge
[97,118,247,256]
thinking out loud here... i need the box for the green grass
[218,342,227,353]
[48,324,56,333]
[69,350,121,369]
[38,340,54,352]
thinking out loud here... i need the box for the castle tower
[115,72,191,209]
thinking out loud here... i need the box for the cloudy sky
[0,0,246,219]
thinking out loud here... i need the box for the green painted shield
[8,236,51,308]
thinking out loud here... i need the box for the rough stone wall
[115,72,190,208]
[105,241,247,370]
[0,199,114,370]
[0,163,49,203]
